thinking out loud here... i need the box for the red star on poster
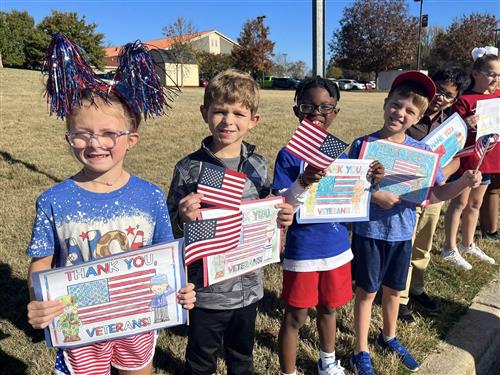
[79,232,89,239]
[126,226,135,235]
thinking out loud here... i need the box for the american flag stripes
[315,176,359,205]
[454,134,499,160]
[67,269,156,325]
[224,221,271,263]
[384,158,422,187]
[285,119,349,169]
[184,211,243,266]
[197,163,247,210]
[65,331,155,374]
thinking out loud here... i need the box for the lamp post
[415,0,424,71]
[495,28,500,48]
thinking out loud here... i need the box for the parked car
[272,77,300,90]
[259,76,274,89]
[358,80,376,89]
[327,78,340,91]
[337,79,365,90]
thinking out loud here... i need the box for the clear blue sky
[2,0,499,69]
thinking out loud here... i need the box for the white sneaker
[317,359,346,375]
[442,247,472,270]
[458,243,496,264]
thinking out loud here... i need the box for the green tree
[196,51,234,81]
[162,16,198,87]
[37,10,105,68]
[326,62,343,79]
[0,10,37,67]
[330,0,417,78]
[428,13,497,71]
[232,16,274,78]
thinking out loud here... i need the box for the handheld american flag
[454,134,499,160]
[197,163,247,210]
[285,119,349,169]
[184,211,243,266]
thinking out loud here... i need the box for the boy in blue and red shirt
[273,76,383,375]
[348,71,482,374]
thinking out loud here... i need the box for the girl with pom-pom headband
[27,32,196,375]
[43,32,178,120]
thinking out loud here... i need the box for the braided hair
[294,76,340,103]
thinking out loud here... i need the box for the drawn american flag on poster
[67,269,156,325]
[197,163,247,210]
[315,176,359,205]
[224,221,270,263]
[285,119,349,169]
[384,159,422,187]
[184,211,243,266]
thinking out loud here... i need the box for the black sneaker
[481,231,500,242]
[410,291,440,312]
[398,304,416,324]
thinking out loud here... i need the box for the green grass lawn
[0,68,498,375]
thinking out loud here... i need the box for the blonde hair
[203,69,260,114]
[66,92,142,131]
[388,83,429,115]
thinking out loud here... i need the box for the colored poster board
[32,240,186,348]
[200,197,284,286]
[359,138,440,206]
[297,159,373,223]
[476,98,500,140]
[421,113,467,167]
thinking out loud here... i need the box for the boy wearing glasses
[398,68,471,323]
[273,76,383,375]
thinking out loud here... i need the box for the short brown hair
[66,91,142,131]
[203,69,260,114]
[388,83,429,115]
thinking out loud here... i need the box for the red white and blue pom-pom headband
[43,33,178,120]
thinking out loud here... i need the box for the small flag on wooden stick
[285,119,349,169]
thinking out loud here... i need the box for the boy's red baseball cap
[390,71,436,102]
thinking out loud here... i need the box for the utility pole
[415,0,424,71]
[312,0,325,77]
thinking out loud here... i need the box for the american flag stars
[197,163,247,210]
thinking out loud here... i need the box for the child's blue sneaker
[350,352,375,375]
[376,331,419,372]
[317,358,345,375]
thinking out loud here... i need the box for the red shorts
[282,262,352,309]
[63,331,156,374]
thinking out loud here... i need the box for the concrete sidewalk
[419,269,500,375]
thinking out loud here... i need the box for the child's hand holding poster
[297,159,373,223]
[32,240,186,348]
[421,113,467,167]
[359,138,440,206]
[199,197,284,286]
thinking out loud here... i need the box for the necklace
[82,170,124,186]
